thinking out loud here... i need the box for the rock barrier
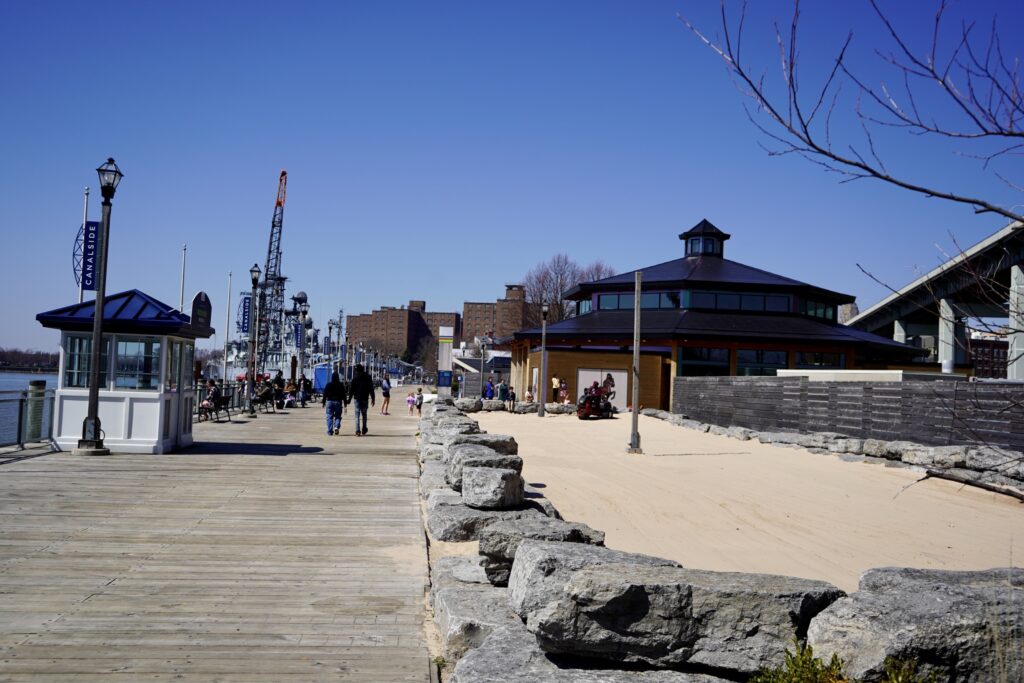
[415,402,1022,682]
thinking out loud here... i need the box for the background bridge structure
[848,221,1024,379]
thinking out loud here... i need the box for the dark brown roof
[515,309,922,356]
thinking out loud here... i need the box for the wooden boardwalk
[0,404,429,682]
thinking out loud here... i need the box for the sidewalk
[0,404,429,682]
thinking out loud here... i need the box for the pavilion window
[688,238,702,256]
[741,294,765,311]
[736,349,788,376]
[114,338,162,390]
[796,351,845,368]
[165,342,181,392]
[678,346,730,376]
[618,293,635,309]
[640,292,660,309]
[703,238,717,254]
[598,294,619,310]
[63,334,109,389]
[717,293,740,310]
[765,295,790,312]
[660,292,680,308]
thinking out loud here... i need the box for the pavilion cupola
[679,218,731,258]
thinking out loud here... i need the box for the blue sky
[2,1,1020,351]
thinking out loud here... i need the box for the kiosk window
[63,335,109,389]
[115,338,162,390]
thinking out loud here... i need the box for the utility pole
[223,271,231,384]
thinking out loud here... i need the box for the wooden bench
[198,394,232,422]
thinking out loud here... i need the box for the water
[0,372,58,446]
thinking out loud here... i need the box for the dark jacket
[321,380,348,405]
[348,371,376,403]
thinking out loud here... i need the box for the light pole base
[73,442,111,456]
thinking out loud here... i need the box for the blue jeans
[353,399,369,433]
[325,400,342,433]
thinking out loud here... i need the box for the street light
[247,263,261,416]
[74,158,123,456]
[538,303,549,418]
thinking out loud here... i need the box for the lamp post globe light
[247,263,261,417]
[74,158,123,456]
[538,303,549,418]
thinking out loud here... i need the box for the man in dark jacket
[321,371,348,435]
[348,364,375,436]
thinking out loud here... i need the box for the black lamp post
[298,301,310,380]
[75,158,123,456]
[538,303,549,418]
[247,263,261,416]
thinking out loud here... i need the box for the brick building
[346,301,460,361]
[463,285,529,342]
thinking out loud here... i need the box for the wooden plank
[0,409,429,682]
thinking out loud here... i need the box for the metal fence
[0,388,56,449]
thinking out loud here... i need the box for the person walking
[349,363,375,436]
[415,388,424,416]
[380,373,392,415]
[497,378,508,404]
[321,371,348,435]
[299,373,311,408]
[484,377,495,400]
[551,374,560,403]
[406,391,416,415]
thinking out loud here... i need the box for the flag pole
[79,187,89,303]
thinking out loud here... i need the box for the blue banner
[81,221,100,291]
[438,371,452,387]
[293,322,302,348]
[239,295,251,334]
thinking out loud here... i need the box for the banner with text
[81,221,100,291]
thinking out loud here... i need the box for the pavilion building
[510,219,922,411]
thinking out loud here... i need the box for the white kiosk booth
[37,289,215,454]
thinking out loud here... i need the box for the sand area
[474,411,1023,592]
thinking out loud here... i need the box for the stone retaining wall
[417,400,1024,682]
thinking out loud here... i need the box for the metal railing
[0,388,57,449]
[192,380,248,420]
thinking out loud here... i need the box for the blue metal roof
[36,289,215,339]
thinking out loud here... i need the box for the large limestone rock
[454,397,483,412]
[543,402,576,415]
[424,415,481,444]
[426,488,463,511]
[529,564,844,675]
[451,625,729,683]
[509,540,682,620]
[859,566,1024,592]
[965,446,1024,480]
[481,399,506,411]
[426,502,546,542]
[479,518,605,586]
[446,442,502,465]
[447,447,523,491]
[462,467,525,510]
[420,460,449,495]
[430,555,489,606]
[445,432,519,455]
[433,583,520,661]
[513,401,539,414]
[419,443,446,462]
[808,567,1024,682]
[524,483,561,519]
